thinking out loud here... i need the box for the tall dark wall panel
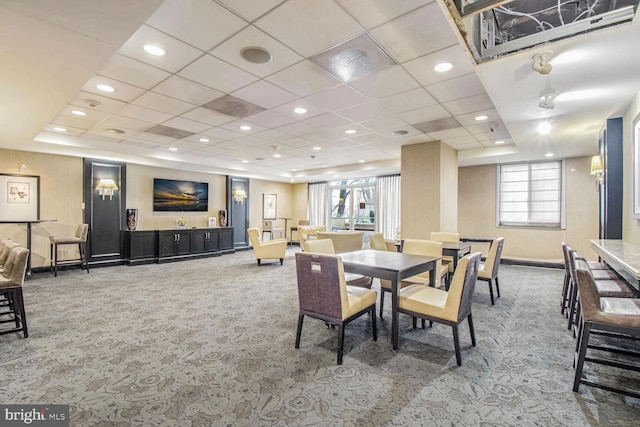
[227,176,249,248]
[83,159,126,263]
[600,117,623,239]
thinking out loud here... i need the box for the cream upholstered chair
[298,225,326,250]
[316,231,364,253]
[247,227,287,266]
[295,252,377,365]
[477,237,504,305]
[49,223,89,277]
[304,239,372,288]
[379,239,449,318]
[430,231,460,274]
[261,220,283,240]
[398,252,481,366]
[0,240,20,274]
[368,233,388,251]
[0,246,30,338]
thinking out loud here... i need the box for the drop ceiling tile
[403,45,475,86]
[146,0,247,51]
[192,144,234,155]
[52,114,95,130]
[118,105,173,124]
[232,80,298,109]
[455,108,500,126]
[426,73,486,103]
[442,93,495,116]
[153,76,225,106]
[302,131,344,144]
[117,24,205,73]
[376,88,438,113]
[359,116,414,134]
[404,107,455,127]
[87,127,141,140]
[100,115,154,132]
[201,127,244,140]
[336,0,432,30]
[266,60,341,97]
[59,104,110,123]
[158,139,208,151]
[254,0,362,57]
[220,120,267,135]
[44,124,84,136]
[81,75,146,103]
[178,54,259,93]
[210,26,303,78]
[369,3,459,63]
[125,131,174,144]
[337,101,390,122]
[470,128,511,141]
[97,54,170,89]
[330,123,373,138]
[246,110,296,128]
[132,92,195,116]
[181,107,236,127]
[277,121,316,136]
[349,65,419,99]
[163,117,212,133]
[272,99,328,119]
[304,85,370,112]
[450,141,484,150]
[427,127,472,140]
[252,128,292,142]
[303,113,351,130]
[69,92,127,114]
[217,0,285,21]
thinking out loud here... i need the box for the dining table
[590,239,640,292]
[339,249,439,350]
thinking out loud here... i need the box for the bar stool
[261,220,283,241]
[50,224,90,277]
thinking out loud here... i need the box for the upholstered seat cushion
[344,273,372,288]
[591,269,620,280]
[345,286,377,318]
[477,263,492,279]
[50,236,84,244]
[399,284,456,322]
[600,298,640,316]
[595,279,636,298]
[401,264,449,287]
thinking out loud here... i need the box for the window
[498,161,563,228]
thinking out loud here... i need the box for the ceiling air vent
[202,95,265,118]
[145,125,194,139]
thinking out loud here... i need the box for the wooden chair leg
[468,313,476,347]
[573,322,591,392]
[452,324,462,366]
[488,279,495,305]
[495,277,500,298]
[379,289,385,318]
[337,323,345,365]
[371,307,377,341]
[295,314,304,348]
[279,258,283,265]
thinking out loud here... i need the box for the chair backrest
[430,232,460,242]
[262,220,273,232]
[247,227,262,247]
[447,252,481,320]
[298,219,310,226]
[316,231,364,253]
[76,224,89,241]
[484,237,504,278]
[402,239,443,278]
[369,233,388,251]
[0,241,20,267]
[0,246,29,287]
[561,242,572,277]
[295,252,349,320]
[575,268,602,322]
[304,239,335,254]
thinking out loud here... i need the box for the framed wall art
[263,193,277,220]
[0,174,40,221]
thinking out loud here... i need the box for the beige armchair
[0,246,30,338]
[298,225,326,249]
[247,227,287,266]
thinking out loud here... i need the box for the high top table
[590,239,640,292]
[339,249,439,350]
[1,219,57,276]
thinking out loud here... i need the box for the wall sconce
[96,178,118,200]
[590,155,604,191]
[233,189,247,204]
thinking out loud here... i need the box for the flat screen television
[153,178,209,212]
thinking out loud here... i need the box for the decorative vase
[219,210,227,227]
[126,208,138,230]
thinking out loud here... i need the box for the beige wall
[623,91,640,244]
[458,156,599,261]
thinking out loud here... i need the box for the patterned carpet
[1,247,638,426]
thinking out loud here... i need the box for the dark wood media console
[123,227,235,265]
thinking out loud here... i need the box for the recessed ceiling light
[106,128,125,134]
[240,125,251,131]
[313,146,322,151]
[96,84,115,93]
[474,115,488,121]
[71,110,86,116]
[391,130,408,136]
[494,140,505,145]
[294,107,307,114]
[168,147,178,152]
[144,43,165,56]
[53,127,66,132]
[290,179,295,182]
[545,152,554,157]
[537,121,552,135]
[242,160,249,163]
[358,159,365,163]
[241,46,272,64]
[344,129,357,134]
[274,153,281,158]
[199,138,209,143]
[434,62,453,72]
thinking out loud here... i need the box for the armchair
[247,227,287,266]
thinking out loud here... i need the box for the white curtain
[308,182,329,226]
[375,175,401,240]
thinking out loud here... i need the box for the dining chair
[261,220,283,241]
[0,246,30,338]
[294,252,377,365]
[572,267,640,398]
[476,237,504,305]
[303,239,372,288]
[398,252,482,366]
[49,223,89,277]
[0,241,20,274]
[379,239,449,318]
[247,227,287,266]
[368,233,388,251]
[430,231,460,276]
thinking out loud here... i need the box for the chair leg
[379,289,385,318]
[49,243,54,274]
[80,242,89,273]
[561,273,569,314]
[295,314,304,348]
[567,280,578,330]
[371,307,377,341]
[412,317,417,329]
[54,243,58,277]
[279,258,283,265]
[14,288,28,338]
[573,322,592,392]
[488,279,495,305]
[337,323,345,365]
[257,259,261,266]
[468,313,476,347]
[452,324,462,366]
[495,277,500,298]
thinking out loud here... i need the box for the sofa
[298,225,326,249]
[315,231,365,254]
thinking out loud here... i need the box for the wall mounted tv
[153,178,209,212]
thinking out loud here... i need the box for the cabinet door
[219,227,233,250]
[158,232,178,257]
[190,230,207,253]
[175,232,191,255]
[207,229,220,252]
[128,231,157,260]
